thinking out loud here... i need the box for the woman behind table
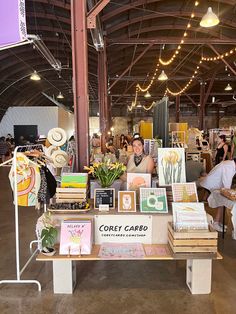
[126,137,155,174]
[119,134,128,151]
[215,135,228,165]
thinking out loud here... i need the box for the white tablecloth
[208,190,236,238]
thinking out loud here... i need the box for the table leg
[222,206,226,239]
[231,204,236,240]
[52,260,77,294]
[186,259,212,294]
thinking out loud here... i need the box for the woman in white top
[199,159,236,232]
[126,137,154,174]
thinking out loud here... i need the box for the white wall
[58,108,74,139]
[0,107,58,137]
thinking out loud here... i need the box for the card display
[172,202,208,231]
[59,219,92,255]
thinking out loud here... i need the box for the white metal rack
[0,144,44,291]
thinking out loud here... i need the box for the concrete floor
[0,166,236,314]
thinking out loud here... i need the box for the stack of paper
[172,202,208,231]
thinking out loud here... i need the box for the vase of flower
[84,160,126,188]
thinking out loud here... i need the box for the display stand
[0,145,43,291]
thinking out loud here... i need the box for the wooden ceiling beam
[208,44,236,76]
[106,11,236,35]
[107,38,236,45]
[109,44,153,90]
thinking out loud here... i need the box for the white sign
[99,204,109,212]
[94,215,152,244]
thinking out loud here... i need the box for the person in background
[126,136,154,174]
[0,137,8,162]
[215,135,228,165]
[5,138,12,159]
[119,134,128,151]
[106,137,116,154]
[230,131,236,159]
[186,155,207,183]
[199,159,236,232]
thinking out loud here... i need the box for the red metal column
[71,0,89,170]
[98,43,109,152]
[176,95,180,122]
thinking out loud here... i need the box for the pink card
[98,242,145,259]
[59,219,92,255]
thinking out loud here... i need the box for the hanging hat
[45,145,59,158]
[51,150,68,168]
[47,128,67,146]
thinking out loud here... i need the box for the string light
[143,102,155,111]
[136,63,159,92]
[201,47,236,61]
[159,1,199,66]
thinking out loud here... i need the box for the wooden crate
[168,222,218,254]
[56,187,87,203]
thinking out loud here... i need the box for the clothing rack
[0,144,45,291]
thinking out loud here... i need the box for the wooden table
[37,244,222,295]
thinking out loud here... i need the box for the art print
[118,191,136,212]
[158,148,186,186]
[127,173,151,191]
[140,188,168,213]
[172,183,198,202]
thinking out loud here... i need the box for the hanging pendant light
[224,83,232,91]
[30,70,41,81]
[200,7,219,28]
[57,91,64,99]
[144,90,151,98]
[158,70,168,81]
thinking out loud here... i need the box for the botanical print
[118,191,136,212]
[172,183,198,202]
[127,173,151,191]
[140,188,168,213]
[158,148,186,186]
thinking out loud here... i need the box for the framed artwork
[158,148,186,186]
[172,183,198,202]
[127,173,151,191]
[118,191,136,212]
[140,188,168,213]
[172,202,208,231]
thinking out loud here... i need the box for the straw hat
[47,128,67,146]
[51,150,68,168]
[45,145,59,158]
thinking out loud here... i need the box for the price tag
[99,204,110,212]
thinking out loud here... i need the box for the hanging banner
[94,215,152,244]
[0,0,27,48]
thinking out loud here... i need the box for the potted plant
[84,160,126,188]
[36,212,58,256]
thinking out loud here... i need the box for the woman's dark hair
[131,136,144,146]
[219,135,226,142]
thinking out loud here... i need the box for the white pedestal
[52,260,76,294]
[186,259,212,294]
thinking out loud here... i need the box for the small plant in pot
[41,226,58,256]
[36,212,58,256]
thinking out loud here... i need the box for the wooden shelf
[36,244,222,262]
